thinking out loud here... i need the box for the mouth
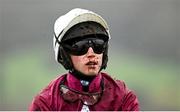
[85,61,98,66]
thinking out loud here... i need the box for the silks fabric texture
[29,72,139,111]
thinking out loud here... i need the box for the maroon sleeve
[28,95,51,111]
[121,90,140,111]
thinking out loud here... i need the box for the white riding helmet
[53,8,111,70]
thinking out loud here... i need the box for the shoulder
[101,72,126,90]
[101,72,137,96]
[29,74,66,110]
[39,74,66,98]
[101,72,137,94]
[101,72,140,110]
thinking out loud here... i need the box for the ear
[57,45,63,64]
[101,45,108,70]
[58,45,73,70]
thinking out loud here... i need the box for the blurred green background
[0,0,180,110]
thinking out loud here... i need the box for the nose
[86,47,95,58]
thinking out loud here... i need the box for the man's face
[70,47,103,76]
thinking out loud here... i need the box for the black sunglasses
[62,38,108,56]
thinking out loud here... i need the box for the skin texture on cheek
[70,54,103,76]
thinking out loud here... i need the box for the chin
[86,71,98,76]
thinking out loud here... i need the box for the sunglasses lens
[92,39,106,54]
[63,38,107,56]
[80,94,100,105]
[71,41,89,55]
[60,85,102,106]
[60,86,78,102]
